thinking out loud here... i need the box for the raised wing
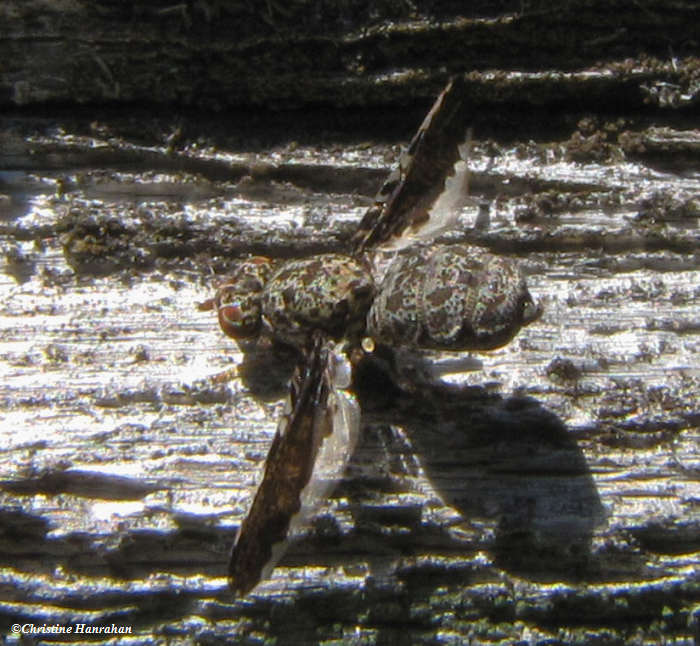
[229,331,360,596]
[351,76,471,254]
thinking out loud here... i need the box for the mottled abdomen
[367,246,538,351]
[262,254,375,346]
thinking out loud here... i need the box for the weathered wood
[0,2,699,644]
[2,0,699,109]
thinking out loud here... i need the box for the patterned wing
[351,76,471,254]
[229,331,360,596]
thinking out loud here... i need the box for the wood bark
[0,1,698,644]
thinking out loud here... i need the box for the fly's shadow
[349,351,608,583]
[233,340,299,401]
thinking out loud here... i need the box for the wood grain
[0,2,698,643]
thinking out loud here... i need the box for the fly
[200,77,541,596]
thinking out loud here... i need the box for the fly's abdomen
[367,246,538,351]
[365,250,426,346]
[262,254,375,346]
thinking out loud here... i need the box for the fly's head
[199,256,274,340]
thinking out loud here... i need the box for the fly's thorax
[367,245,538,351]
[261,254,375,347]
[213,256,274,339]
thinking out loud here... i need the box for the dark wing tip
[227,331,342,596]
[351,76,469,254]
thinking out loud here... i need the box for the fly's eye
[215,288,262,339]
[219,300,243,323]
[249,256,270,266]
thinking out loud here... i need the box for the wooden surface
[2,0,699,109]
[0,2,699,644]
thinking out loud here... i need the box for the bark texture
[0,1,698,644]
